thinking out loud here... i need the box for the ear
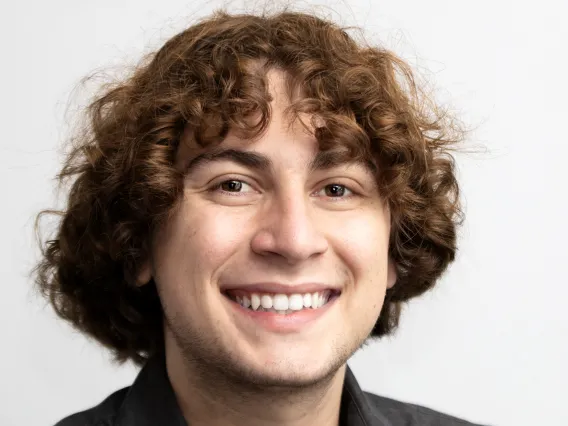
[136,261,152,287]
[386,257,397,289]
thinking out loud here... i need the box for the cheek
[330,211,390,277]
[189,208,253,266]
[327,210,390,321]
[152,202,252,285]
[151,204,253,327]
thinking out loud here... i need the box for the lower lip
[224,295,339,333]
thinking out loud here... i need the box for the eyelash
[210,178,357,199]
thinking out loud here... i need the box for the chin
[231,348,346,389]
[239,363,339,389]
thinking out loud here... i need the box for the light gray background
[2,1,566,425]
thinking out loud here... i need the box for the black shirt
[54,355,486,426]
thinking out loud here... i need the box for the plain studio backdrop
[1,0,566,425]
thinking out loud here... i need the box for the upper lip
[220,282,341,295]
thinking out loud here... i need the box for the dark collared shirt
[55,355,485,426]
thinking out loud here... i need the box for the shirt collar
[115,353,186,426]
[341,365,393,426]
[115,354,392,426]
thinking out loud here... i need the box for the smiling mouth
[222,290,341,315]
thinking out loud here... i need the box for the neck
[165,337,345,426]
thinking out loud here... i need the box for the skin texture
[138,69,397,426]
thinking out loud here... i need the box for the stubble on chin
[163,313,366,398]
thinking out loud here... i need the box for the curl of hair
[34,9,465,365]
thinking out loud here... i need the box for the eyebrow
[185,149,273,174]
[309,150,377,173]
[184,148,376,175]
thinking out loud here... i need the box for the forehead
[175,68,375,173]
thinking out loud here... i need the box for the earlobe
[136,261,152,287]
[387,258,397,289]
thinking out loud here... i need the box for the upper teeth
[233,291,330,311]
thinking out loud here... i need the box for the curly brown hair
[34,9,465,366]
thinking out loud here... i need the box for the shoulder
[53,387,130,426]
[364,391,486,426]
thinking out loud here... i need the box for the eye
[325,184,348,197]
[215,179,255,194]
[315,183,354,198]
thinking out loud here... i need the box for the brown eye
[324,184,347,197]
[216,179,252,193]
[220,180,243,192]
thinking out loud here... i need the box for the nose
[250,192,328,264]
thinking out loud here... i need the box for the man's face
[142,70,396,387]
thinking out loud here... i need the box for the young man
[36,9,482,426]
